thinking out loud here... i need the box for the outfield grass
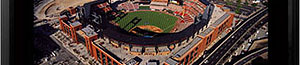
[139,6,150,10]
[114,11,178,33]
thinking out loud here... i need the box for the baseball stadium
[58,0,235,64]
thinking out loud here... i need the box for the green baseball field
[114,11,178,33]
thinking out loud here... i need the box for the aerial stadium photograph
[33,0,268,64]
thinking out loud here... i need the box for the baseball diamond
[114,11,178,33]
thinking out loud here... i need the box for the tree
[236,0,242,14]
[245,0,249,5]
[251,3,257,7]
[237,0,241,4]
[226,2,232,5]
[235,9,241,14]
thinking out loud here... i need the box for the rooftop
[131,47,143,52]
[125,59,138,65]
[208,4,226,26]
[93,43,123,62]
[76,30,86,37]
[199,27,213,37]
[145,47,156,52]
[174,37,202,58]
[146,62,159,65]
[158,46,170,52]
[211,13,230,27]
[70,21,82,27]
[81,26,97,37]
[165,58,178,65]
[125,57,142,65]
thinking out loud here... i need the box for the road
[47,32,84,65]
[232,47,268,65]
[203,8,268,65]
[193,7,268,65]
